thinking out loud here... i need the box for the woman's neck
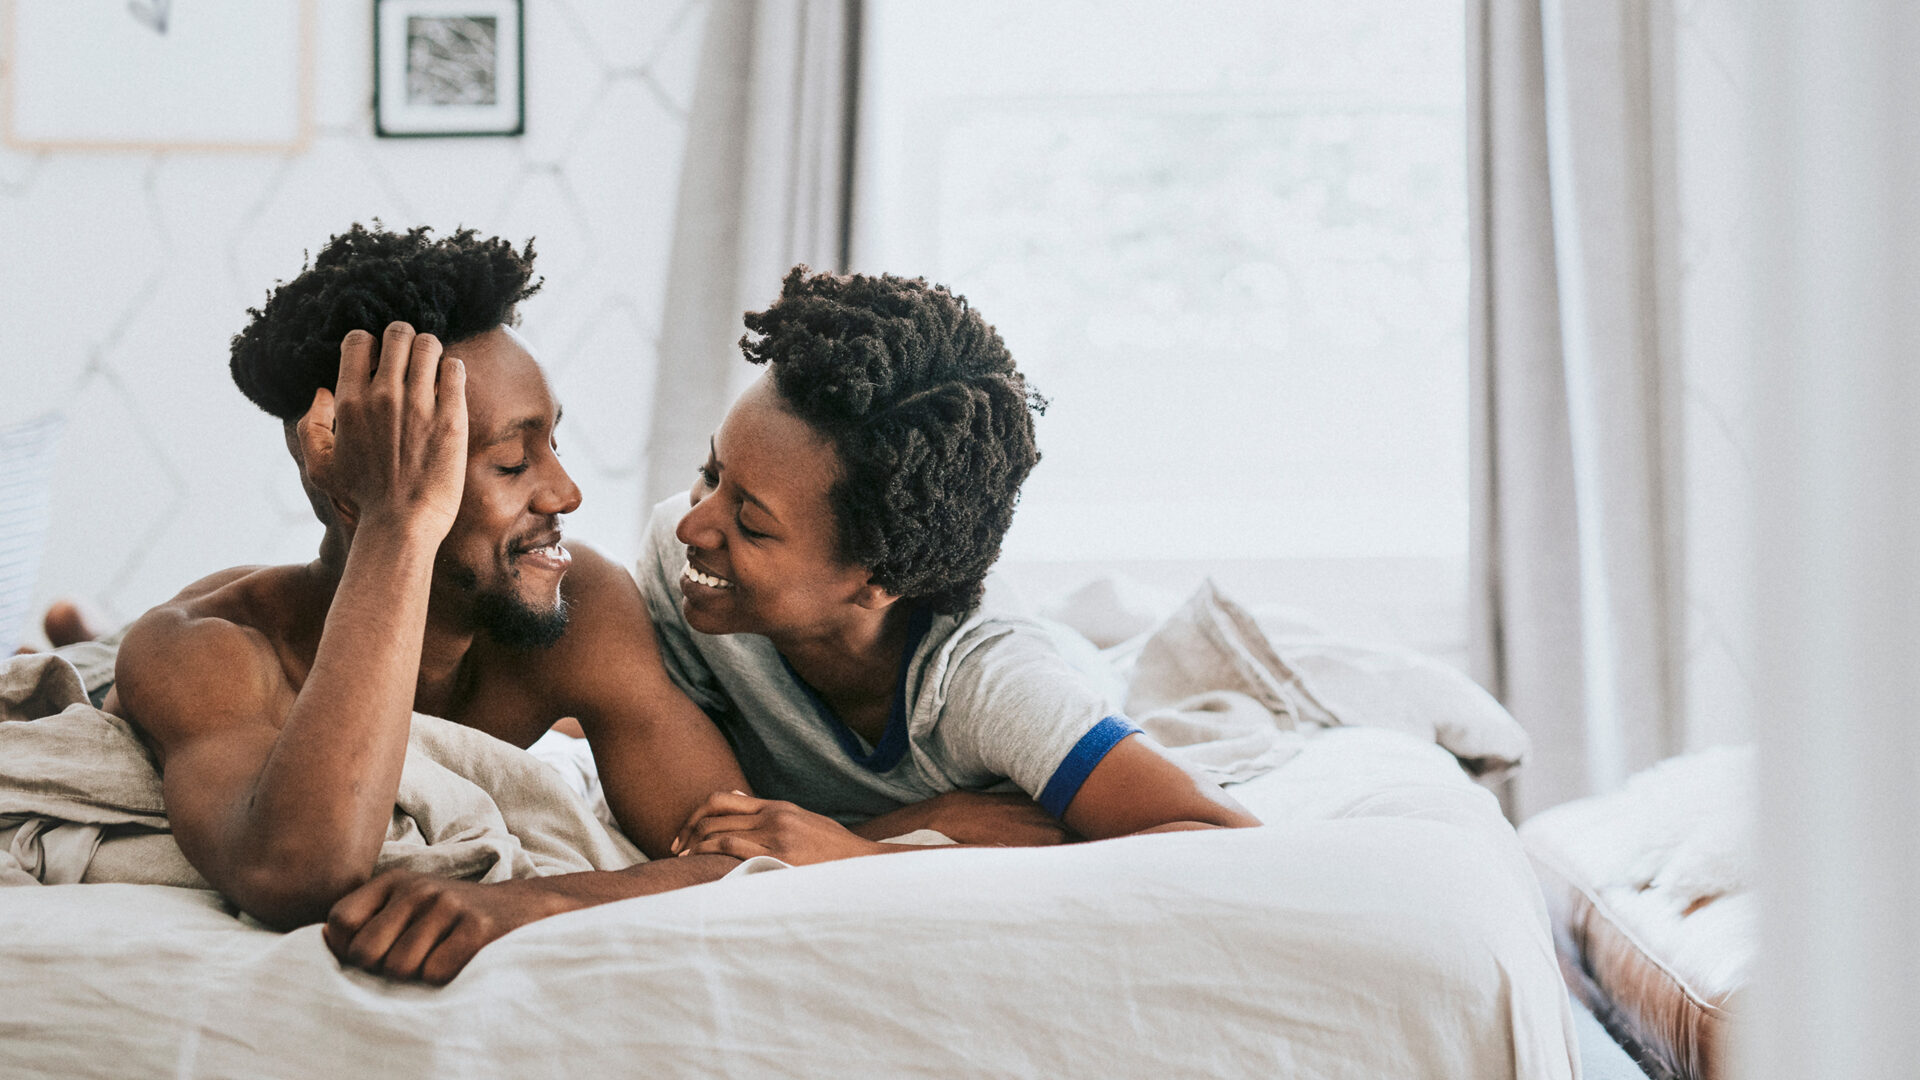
[773,603,916,706]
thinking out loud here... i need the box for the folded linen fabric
[1116,580,1531,784]
[0,652,643,891]
[1120,582,1306,783]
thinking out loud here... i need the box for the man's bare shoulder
[114,564,320,752]
[547,541,656,662]
[494,541,662,698]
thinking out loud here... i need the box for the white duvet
[0,727,1576,1080]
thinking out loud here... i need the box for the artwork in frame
[1,0,313,152]
[375,0,524,138]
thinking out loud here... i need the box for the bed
[1520,748,1753,1080]
[0,581,1579,1079]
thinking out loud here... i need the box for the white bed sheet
[0,728,1575,1080]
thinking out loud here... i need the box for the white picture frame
[375,0,524,138]
[1,0,314,153]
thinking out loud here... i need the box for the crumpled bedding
[0,652,641,890]
[1061,580,1533,786]
[0,724,1575,1080]
[0,603,1574,1079]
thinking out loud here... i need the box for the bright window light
[854,0,1468,651]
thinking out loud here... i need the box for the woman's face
[674,373,881,641]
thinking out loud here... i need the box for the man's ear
[853,581,901,612]
[283,417,356,530]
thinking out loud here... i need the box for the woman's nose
[676,488,724,550]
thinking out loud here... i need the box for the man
[110,225,753,983]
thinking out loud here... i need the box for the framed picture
[1,0,314,152]
[375,0,524,138]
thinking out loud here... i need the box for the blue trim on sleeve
[1037,716,1140,818]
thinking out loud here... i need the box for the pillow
[1112,579,1529,779]
[1271,632,1530,778]
[0,413,65,655]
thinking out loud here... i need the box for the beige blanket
[0,652,643,891]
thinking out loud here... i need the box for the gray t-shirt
[636,496,1136,824]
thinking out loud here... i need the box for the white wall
[0,0,707,637]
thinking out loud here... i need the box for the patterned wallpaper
[1673,0,1758,749]
[1,0,707,636]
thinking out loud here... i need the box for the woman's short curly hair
[230,223,541,421]
[741,265,1046,615]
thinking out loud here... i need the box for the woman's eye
[696,462,719,487]
[498,461,530,476]
[737,516,768,540]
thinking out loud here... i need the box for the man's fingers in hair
[336,329,375,400]
[376,321,415,396]
[404,331,443,416]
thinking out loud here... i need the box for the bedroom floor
[1572,995,1654,1080]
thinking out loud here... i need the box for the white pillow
[1271,633,1530,778]
[1112,580,1530,779]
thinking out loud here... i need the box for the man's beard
[472,587,570,649]
[445,560,570,649]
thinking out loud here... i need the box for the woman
[649,266,1259,864]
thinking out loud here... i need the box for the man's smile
[509,531,571,574]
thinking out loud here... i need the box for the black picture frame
[374,0,525,138]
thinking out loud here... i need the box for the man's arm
[323,544,755,981]
[544,546,753,858]
[322,854,743,985]
[116,324,468,929]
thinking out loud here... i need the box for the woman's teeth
[684,565,733,589]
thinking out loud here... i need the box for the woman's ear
[853,581,900,612]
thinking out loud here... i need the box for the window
[853,0,1468,657]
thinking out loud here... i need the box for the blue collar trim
[779,606,934,774]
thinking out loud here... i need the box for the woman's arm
[674,731,1257,865]
[1056,733,1261,839]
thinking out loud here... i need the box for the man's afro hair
[230,223,541,421]
[742,265,1045,615]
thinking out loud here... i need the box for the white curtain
[1467,0,1685,819]
[644,0,861,508]
[1745,5,1920,1076]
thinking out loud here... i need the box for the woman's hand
[672,791,889,865]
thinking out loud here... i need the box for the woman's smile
[682,562,735,592]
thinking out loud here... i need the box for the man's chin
[473,590,570,650]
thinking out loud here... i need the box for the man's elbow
[227,856,372,930]
[1214,806,1263,829]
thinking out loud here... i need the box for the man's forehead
[455,327,559,444]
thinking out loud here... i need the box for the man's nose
[535,458,582,517]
